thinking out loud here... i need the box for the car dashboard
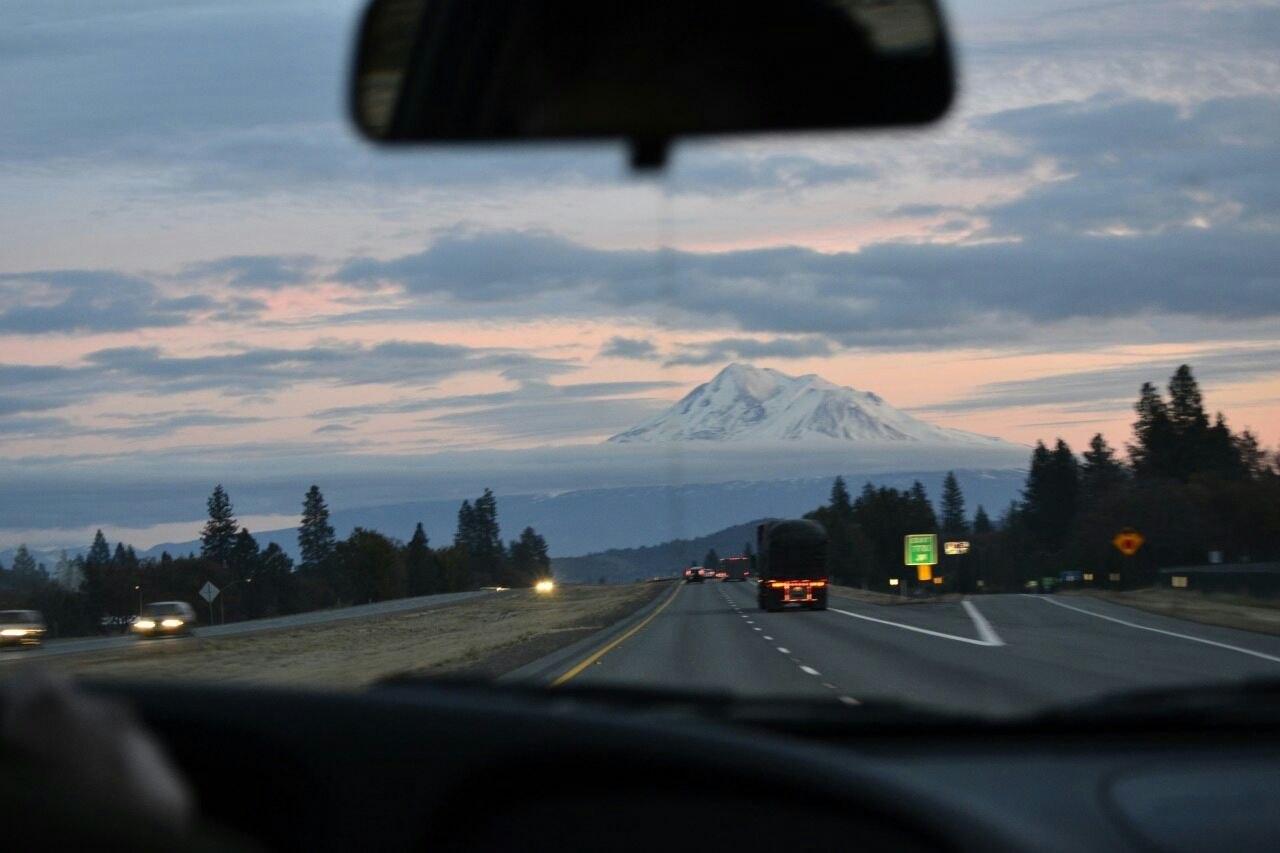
[59,680,1280,853]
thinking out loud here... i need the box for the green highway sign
[904,533,937,566]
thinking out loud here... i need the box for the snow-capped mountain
[607,363,1014,446]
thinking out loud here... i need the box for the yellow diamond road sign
[1112,529,1145,556]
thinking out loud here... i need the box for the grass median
[33,583,666,690]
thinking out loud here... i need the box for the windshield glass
[1,0,1278,717]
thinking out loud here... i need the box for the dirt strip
[24,584,666,690]
[1063,588,1280,636]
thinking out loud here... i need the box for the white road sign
[199,580,220,603]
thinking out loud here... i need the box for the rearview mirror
[351,0,955,169]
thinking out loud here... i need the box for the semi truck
[756,519,829,611]
[719,556,751,581]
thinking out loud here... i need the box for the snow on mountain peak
[606,363,1013,447]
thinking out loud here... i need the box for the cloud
[333,215,1280,349]
[663,336,834,367]
[600,336,659,359]
[978,95,1280,236]
[0,270,212,334]
[0,340,568,416]
[183,255,319,289]
[313,379,678,422]
[919,346,1280,415]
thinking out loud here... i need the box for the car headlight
[160,619,184,628]
[1,628,28,637]
[134,619,156,630]
[534,580,555,593]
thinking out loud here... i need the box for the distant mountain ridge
[608,363,1015,447]
[2,471,1025,568]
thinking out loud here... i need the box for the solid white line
[800,665,820,676]
[776,647,790,654]
[962,599,1005,647]
[1038,596,1280,664]
[831,607,1001,647]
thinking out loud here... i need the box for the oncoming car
[132,601,198,638]
[0,610,47,647]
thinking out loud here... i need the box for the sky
[2,0,1279,550]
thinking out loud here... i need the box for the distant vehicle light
[535,580,555,593]
[161,618,184,628]
[135,619,157,630]
[1,628,29,637]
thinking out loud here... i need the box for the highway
[507,581,1280,715]
[0,590,491,662]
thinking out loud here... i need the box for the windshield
[1,0,1278,718]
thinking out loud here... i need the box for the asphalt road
[0,590,491,662]
[508,581,1280,715]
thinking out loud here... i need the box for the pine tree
[830,476,853,520]
[404,522,435,595]
[940,471,968,535]
[298,485,336,570]
[1081,433,1125,500]
[454,500,475,548]
[230,527,260,577]
[201,485,238,564]
[1021,439,1079,551]
[86,530,111,569]
[509,527,550,585]
[1129,381,1174,479]
[11,545,38,576]
[908,481,938,531]
[703,548,721,573]
[973,505,992,534]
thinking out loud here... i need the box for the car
[132,601,198,638]
[0,610,46,647]
[685,567,705,583]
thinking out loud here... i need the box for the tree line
[803,365,1279,591]
[0,485,550,637]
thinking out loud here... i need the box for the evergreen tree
[230,527,260,577]
[1129,381,1174,479]
[404,522,435,595]
[1020,439,1079,552]
[509,527,550,585]
[1235,429,1267,479]
[908,481,938,531]
[11,545,38,577]
[201,485,238,564]
[703,548,721,573]
[829,476,853,521]
[1081,433,1125,501]
[298,485,336,570]
[454,500,475,548]
[252,543,295,617]
[86,530,111,569]
[335,528,405,603]
[1202,412,1245,480]
[973,505,992,534]
[940,471,968,535]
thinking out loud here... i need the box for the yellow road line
[552,582,685,686]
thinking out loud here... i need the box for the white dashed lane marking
[800,665,820,676]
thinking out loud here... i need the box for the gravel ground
[27,584,663,690]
